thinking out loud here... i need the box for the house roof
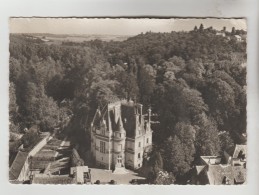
[200,156,222,165]
[92,100,147,138]
[206,164,246,185]
[233,166,246,183]
[225,145,247,158]
[233,145,247,158]
[32,175,74,184]
[9,151,28,180]
[196,166,206,175]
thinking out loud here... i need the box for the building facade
[90,99,153,170]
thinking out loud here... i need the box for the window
[138,142,141,147]
[146,138,149,144]
[100,141,106,153]
[117,155,122,163]
[118,144,122,152]
[138,153,141,159]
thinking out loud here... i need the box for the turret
[135,108,140,136]
[148,107,151,123]
[114,117,126,139]
[117,117,124,132]
[101,118,107,130]
[145,107,152,132]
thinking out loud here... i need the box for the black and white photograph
[8,18,248,185]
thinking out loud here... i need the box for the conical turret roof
[117,117,125,132]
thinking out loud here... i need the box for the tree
[90,79,120,106]
[9,82,18,121]
[194,113,221,158]
[153,171,175,185]
[36,94,60,131]
[161,136,190,178]
[186,59,205,79]
[9,82,19,132]
[149,150,164,173]
[21,82,43,126]
[138,66,155,106]
[21,127,40,148]
[199,24,204,32]
[218,131,234,154]
[146,150,164,183]
[231,27,236,35]
[118,72,139,100]
[9,57,21,83]
[174,122,196,166]
[203,77,237,131]
[46,74,64,101]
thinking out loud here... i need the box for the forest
[9,25,247,184]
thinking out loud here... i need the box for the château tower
[90,99,152,170]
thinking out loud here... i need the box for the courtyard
[90,168,146,184]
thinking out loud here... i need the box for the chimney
[140,104,143,123]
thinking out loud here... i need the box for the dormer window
[238,150,246,161]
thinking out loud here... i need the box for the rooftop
[206,164,246,185]
[195,165,206,175]
[30,137,71,172]
[9,151,28,180]
[92,99,148,138]
[200,156,222,165]
[32,174,74,184]
[225,144,247,158]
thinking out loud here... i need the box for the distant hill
[20,33,132,43]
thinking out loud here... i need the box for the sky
[9,18,247,35]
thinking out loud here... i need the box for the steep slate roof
[121,103,138,138]
[233,166,246,183]
[92,100,147,139]
[9,151,28,180]
[206,164,246,185]
[196,166,206,175]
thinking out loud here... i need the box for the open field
[31,34,131,44]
